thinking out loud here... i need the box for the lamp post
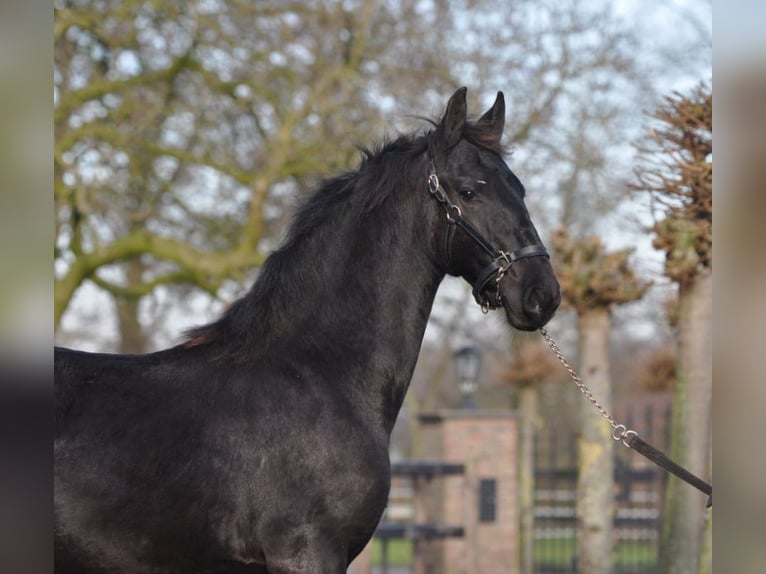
[454,345,481,409]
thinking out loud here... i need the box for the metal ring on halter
[612,424,628,441]
[445,204,462,222]
[428,173,440,195]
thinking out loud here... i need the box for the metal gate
[533,397,672,573]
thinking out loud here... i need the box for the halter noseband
[427,159,549,312]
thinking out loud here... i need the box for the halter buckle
[496,251,513,273]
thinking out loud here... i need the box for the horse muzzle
[499,266,561,331]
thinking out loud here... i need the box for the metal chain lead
[539,327,637,446]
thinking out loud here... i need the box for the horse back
[55,346,145,436]
[55,346,98,436]
[54,346,234,571]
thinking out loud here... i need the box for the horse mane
[182,118,506,354]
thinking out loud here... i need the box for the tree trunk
[518,383,538,574]
[661,268,712,574]
[115,259,149,354]
[576,308,614,574]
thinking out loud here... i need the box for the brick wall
[420,411,519,574]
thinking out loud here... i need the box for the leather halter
[427,159,549,312]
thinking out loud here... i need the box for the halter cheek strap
[427,160,550,312]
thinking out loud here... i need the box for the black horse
[55,88,561,573]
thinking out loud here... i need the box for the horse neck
[226,166,445,434]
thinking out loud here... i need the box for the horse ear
[437,87,468,149]
[478,91,505,143]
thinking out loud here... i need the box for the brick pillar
[420,411,519,574]
[349,540,372,574]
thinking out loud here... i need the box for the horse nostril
[523,288,545,318]
[524,285,561,319]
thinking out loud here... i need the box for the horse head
[428,87,561,331]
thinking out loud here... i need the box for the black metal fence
[533,397,672,574]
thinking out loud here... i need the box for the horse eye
[459,188,475,200]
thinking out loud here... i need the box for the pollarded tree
[632,82,712,574]
[551,228,651,574]
[636,346,677,393]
